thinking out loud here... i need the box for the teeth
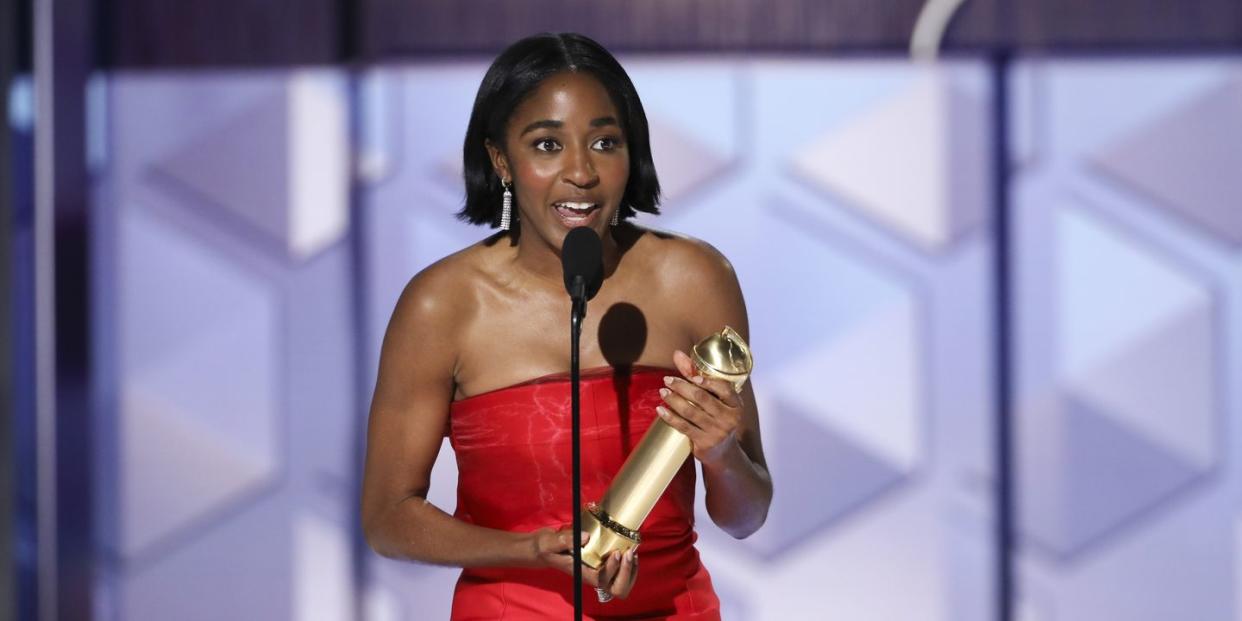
[555,202,597,214]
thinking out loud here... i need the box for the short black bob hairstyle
[459,33,661,228]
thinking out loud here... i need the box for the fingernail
[691,375,704,385]
[657,406,669,418]
[659,388,670,398]
[624,548,634,562]
[581,532,589,545]
[663,376,674,386]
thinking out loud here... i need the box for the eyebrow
[518,116,619,136]
[519,119,562,136]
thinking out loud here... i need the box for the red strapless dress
[447,366,721,620]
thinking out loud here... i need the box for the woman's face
[488,71,630,250]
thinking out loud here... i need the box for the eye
[592,136,622,151]
[533,137,561,152]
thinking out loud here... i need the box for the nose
[562,144,599,189]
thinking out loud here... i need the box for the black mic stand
[569,276,586,621]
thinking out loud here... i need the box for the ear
[484,139,511,184]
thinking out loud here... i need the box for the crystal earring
[610,207,620,226]
[500,180,512,231]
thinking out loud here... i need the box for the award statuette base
[577,326,753,569]
[579,503,641,568]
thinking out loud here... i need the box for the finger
[671,352,741,406]
[672,349,697,379]
[599,550,621,588]
[611,548,637,597]
[544,531,570,556]
[553,529,589,554]
[659,387,713,430]
[552,557,602,586]
[663,377,723,415]
[657,405,702,437]
[695,375,742,406]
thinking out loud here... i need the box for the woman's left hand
[595,547,639,600]
[657,350,745,467]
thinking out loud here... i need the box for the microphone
[561,227,604,302]
[561,225,602,621]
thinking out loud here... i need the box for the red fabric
[447,366,721,621]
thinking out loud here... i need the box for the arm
[656,242,773,539]
[677,365,772,539]
[360,269,555,567]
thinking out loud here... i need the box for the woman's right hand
[531,527,587,570]
[531,527,639,599]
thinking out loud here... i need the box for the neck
[511,226,622,289]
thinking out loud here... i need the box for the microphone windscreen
[561,227,604,301]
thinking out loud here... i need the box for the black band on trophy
[587,503,642,543]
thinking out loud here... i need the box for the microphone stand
[569,276,586,621]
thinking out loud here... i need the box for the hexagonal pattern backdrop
[1010,59,1241,621]
[87,56,1242,621]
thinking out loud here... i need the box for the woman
[361,33,772,620]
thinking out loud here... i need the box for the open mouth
[552,201,602,226]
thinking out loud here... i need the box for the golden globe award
[579,326,753,568]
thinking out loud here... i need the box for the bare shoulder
[630,227,739,294]
[625,226,748,338]
[386,239,495,346]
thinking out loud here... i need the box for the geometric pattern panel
[623,62,739,206]
[1016,205,1218,561]
[98,68,362,621]
[645,60,983,618]
[115,205,281,560]
[1094,76,1242,247]
[647,114,734,205]
[148,72,349,262]
[735,401,905,559]
[792,71,989,253]
[777,288,923,473]
[1012,58,1240,621]
[118,493,293,621]
[1019,395,1204,557]
[1056,209,1216,470]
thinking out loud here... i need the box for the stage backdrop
[86,56,1242,620]
[1008,58,1242,621]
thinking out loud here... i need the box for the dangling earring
[500,180,512,231]
[610,207,620,226]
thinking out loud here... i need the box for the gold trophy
[579,326,753,568]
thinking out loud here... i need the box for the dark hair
[459,33,661,228]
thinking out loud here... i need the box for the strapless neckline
[453,364,677,404]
